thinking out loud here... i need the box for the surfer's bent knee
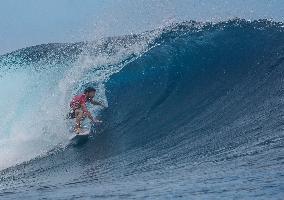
[75,109,83,117]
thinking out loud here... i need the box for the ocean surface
[0,19,283,199]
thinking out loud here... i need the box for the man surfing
[68,87,105,134]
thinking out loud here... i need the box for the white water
[0,33,159,170]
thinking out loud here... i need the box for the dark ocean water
[0,19,284,199]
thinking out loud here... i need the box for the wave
[0,19,283,199]
[0,31,158,170]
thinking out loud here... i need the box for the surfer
[68,87,105,134]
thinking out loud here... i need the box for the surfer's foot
[74,128,81,134]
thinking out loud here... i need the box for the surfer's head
[84,87,96,98]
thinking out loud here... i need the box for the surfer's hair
[84,87,96,94]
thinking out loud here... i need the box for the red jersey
[70,94,91,113]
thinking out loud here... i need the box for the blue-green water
[0,20,283,199]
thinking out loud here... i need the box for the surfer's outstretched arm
[87,112,102,123]
[82,104,102,123]
[81,104,95,122]
[90,99,106,108]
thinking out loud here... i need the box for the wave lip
[0,19,284,199]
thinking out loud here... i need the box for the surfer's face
[88,91,96,98]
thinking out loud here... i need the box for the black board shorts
[67,110,76,119]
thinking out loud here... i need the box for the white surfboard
[78,129,90,136]
[69,129,90,140]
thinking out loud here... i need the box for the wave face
[0,20,284,199]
